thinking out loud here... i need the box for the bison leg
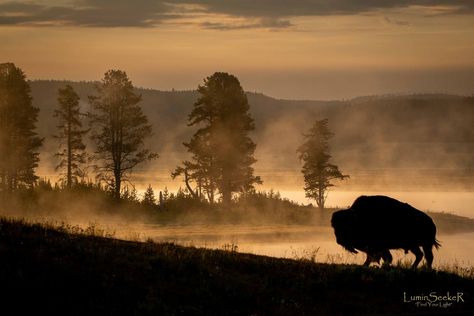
[364,250,391,266]
[410,247,424,268]
[363,253,373,266]
[422,244,434,269]
[381,250,393,266]
[363,251,381,266]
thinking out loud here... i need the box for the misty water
[280,190,474,218]
[105,221,474,269]
[115,188,474,268]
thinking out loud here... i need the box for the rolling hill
[30,80,474,190]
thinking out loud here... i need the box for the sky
[1,0,474,100]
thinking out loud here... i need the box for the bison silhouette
[331,195,441,268]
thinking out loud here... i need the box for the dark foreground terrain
[0,217,473,315]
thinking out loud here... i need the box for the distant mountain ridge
[29,80,474,190]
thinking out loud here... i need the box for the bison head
[331,209,359,253]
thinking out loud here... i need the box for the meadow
[1,216,473,315]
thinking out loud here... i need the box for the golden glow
[1,6,473,98]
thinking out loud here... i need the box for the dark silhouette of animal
[362,248,393,266]
[331,195,441,268]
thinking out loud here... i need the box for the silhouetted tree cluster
[1,63,350,212]
[1,64,159,204]
[0,63,42,192]
[173,72,261,206]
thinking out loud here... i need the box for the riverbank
[0,217,472,315]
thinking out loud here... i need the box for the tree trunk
[222,172,231,208]
[114,170,121,200]
[159,191,163,205]
[67,105,72,189]
[318,185,324,210]
[184,169,197,198]
[197,178,202,198]
[207,186,214,204]
[222,190,231,208]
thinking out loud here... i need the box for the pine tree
[297,118,349,209]
[54,84,88,188]
[0,63,42,192]
[89,70,158,199]
[121,185,139,202]
[173,72,261,206]
[161,186,169,202]
[142,184,156,206]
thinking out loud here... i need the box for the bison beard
[331,195,441,269]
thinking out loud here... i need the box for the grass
[0,217,473,315]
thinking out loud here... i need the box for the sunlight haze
[1,0,473,99]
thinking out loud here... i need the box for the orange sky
[1,1,473,99]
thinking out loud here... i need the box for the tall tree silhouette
[0,63,42,192]
[142,184,156,206]
[89,70,158,199]
[297,118,349,209]
[173,72,261,206]
[54,85,88,188]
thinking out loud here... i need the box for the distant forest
[31,80,474,190]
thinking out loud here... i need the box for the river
[107,222,474,269]
[277,190,474,218]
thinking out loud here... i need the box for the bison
[331,195,441,268]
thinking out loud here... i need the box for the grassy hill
[0,217,473,315]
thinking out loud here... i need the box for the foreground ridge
[0,217,472,315]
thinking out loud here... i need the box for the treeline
[0,63,42,191]
[1,65,157,201]
[27,79,474,193]
[1,63,349,212]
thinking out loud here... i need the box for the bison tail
[433,239,441,249]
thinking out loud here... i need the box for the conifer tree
[54,84,88,188]
[0,63,42,191]
[173,72,261,206]
[121,185,139,202]
[89,70,158,199]
[297,118,349,209]
[142,184,156,206]
[161,186,169,202]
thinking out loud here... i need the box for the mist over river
[38,173,474,268]
[105,223,474,269]
[120,186,474,268]
[280,190,474,218]
[134,185,474,217]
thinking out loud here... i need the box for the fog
[31,82,474,190]
[2,80,474,272]
[37,220,470,269]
